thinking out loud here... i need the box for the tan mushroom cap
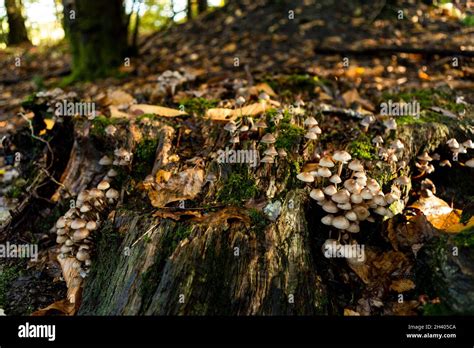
[86,220,98,231]
[98,155,113,166]
[463,140,474,149]
[319,157,335,168]
[236,96,246,106]
[310,189,325,201]
[89,188,105,198]
[261,133,276,144]
[329,174,342,184]
[332,216,350,230]
[309,126,322,134]
[350,193,363,204]
[337,202,352,210]
[56,228,67,236]
[372,135,384,145]
[97,180,110,191]
[76,250,90,262]
[348,159,364,172]
[296,172,314,183]
[347,223,360,233]
[304,117,318,127]
[417,152,433,162]
[264,146,278,157]
[255,120,267,128]
[373,194,387,206]
[304,131,317,140]
[60,245,72,254]
[353,205,370,220]
[395,175,410,186]
[261,155,275,164]
[317,167,332,178]
[366,179,380,193]
[323,185,338,196]
[278,149,287,157]
[80,204,92,213]
[345,210,358,222]
[73,228,90,241]
[446,138,459,149]
[106,188,120,200]
[56,216,67,229]
[332,189,350,203]
[465,158,474,168]
[361,188,373,200]
[333,150,351,163]
[240,125,249,132]
[56,235,68,244]
[322,201,338,213]
[439,159,452,167]
[321,215,334,225]
[71,218,87,230]
[224,121,237,132]
[390,139,404,150]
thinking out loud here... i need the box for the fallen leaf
[32,297,80,316]
[105,90,135,106]
[248,83,277,97]
[390,279,416,293]
[130,104,187,117]
[430,106,457,119]
[344,308,360,316]
[148,168,205,207]
[109,105,130,118]
[44,118,55,130]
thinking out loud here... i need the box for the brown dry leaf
[205,108,235,121]
[155,169,172,183]
[32,298,80,316]
[130,104,187,117]
[248,82,277,97]
[193,207,251,228]
[418,70,431,80]
[343,308,360,316]
[302,162,319,172]
[222,42,237,53]
[105,90,134,106]
[148,168,205,208]
[384,300,419,316]
[237,102,275,117]
[57,256,83,304]
[109,105,130,118]
[387,214,434,251]
[153,209,202,221]
[342,89,360,106]
[44,118,55,130]
[390,279,416,293]
[409,194,464,231]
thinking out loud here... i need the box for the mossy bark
[62,0,128,81]
[5,0,29,46]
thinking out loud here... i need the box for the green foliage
[348,134,376,160]
[248,208,268,235]
[275,113,304,152]
[461,14,474,27]
[452,226,474,248]
[422,302,453,316]
[179,98,219,116]
[216,170,259,205]
[133,138,159,180]
[90,116,118,138]
[0,265,20,307]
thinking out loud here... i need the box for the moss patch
[347,134,376,160]
[275,113,305,152]
[179,98,219,116]
[133,138,159,180]
[0,265,21,307]
[216,169,259,205]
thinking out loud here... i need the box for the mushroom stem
[337,163,343,177]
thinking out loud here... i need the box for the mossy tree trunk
[62,0,128,80]
[5,0,29,46]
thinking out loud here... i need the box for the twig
[131,223,158,248]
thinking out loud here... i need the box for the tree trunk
[197,0,207,13]
[187,0,193,20]
[62,0,128,80]
[5,0,29,46]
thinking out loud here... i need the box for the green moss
[422,302,453,316]
[452,226,474,248]
[179,98,219,116]
[248,208,269,236]
[272,74,320,92]
[348,134,376,160]
[216,170,259,205]
[133,138,159,180]
[462,14,474,27]
[90,116,120,138]
[0,265,21,307]
[275,114,304,152]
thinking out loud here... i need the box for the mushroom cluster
[297,150,408,237]
[54,154,121,277]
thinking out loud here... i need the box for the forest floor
[0,0,473,315]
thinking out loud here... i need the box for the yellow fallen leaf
[344,308,360,316]
[418,70,430,80]
[248,83,277,97]
[390,279,416,293]
[130,104,187,117]
[205,108,235,121]
[109,105,130,118]
[44,118,55,130]
[409,194,464,231]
